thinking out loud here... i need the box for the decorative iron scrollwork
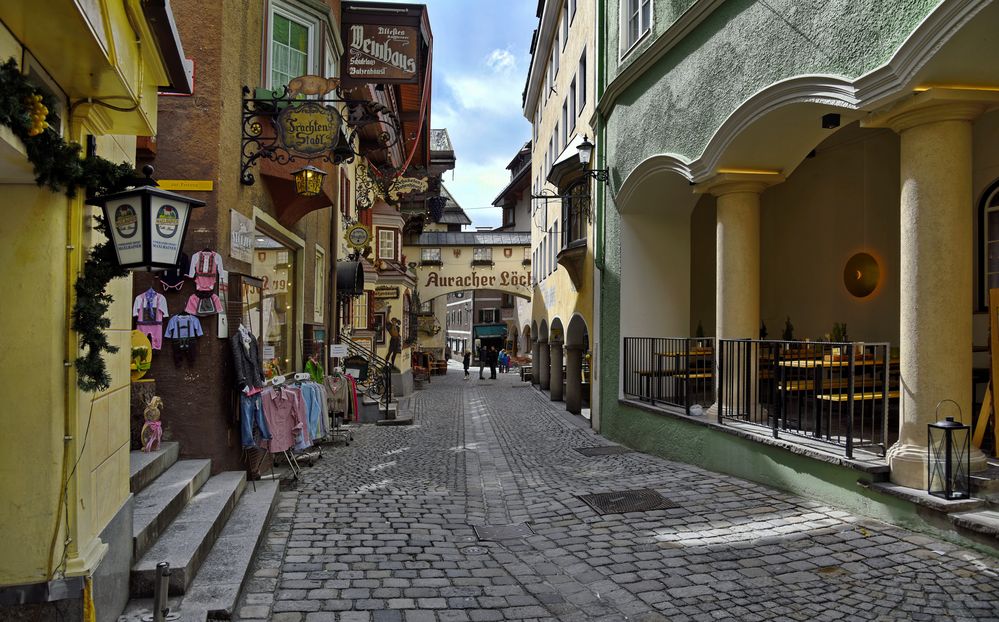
[240,84,404,186]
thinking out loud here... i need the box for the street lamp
[577,135,609,182]
[88,165,205,271]
[292,164,327,197]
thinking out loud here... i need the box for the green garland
[0,58,133,391]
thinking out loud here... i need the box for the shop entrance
[252,232,297,379]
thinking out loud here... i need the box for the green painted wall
[603,0,940,187]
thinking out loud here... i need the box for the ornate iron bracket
[240,84,404,186]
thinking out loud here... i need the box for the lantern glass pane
[149,196,190,266]
[106,196,146,267]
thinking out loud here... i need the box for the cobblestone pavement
[237,367,999,621]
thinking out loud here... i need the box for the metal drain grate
[472,523,535,541]
[574,445,633,456]
[577,489,679,515]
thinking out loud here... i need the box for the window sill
[471,260,494,267]
[619,27,653,62]
[420,260,443,267]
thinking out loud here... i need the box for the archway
[549,317,565,401]
[530,320,540,385]
[521,323,532,362]
[565,314,589,415]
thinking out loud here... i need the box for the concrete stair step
[131,471,247,597]
[130,442,180,493]
[949,508,999,539]
[178,481,280,620]
[133,459,211,559]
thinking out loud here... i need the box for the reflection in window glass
[253,233,296,378]
[271,13,310,88]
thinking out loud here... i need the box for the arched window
[980,181,999,308]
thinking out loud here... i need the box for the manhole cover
[462,546,488,555]
[472,523,534,541]
[574,445,633,456]
[577,489,679,515]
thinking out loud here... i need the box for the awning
[474,325,508,338]
[546,134,585,188]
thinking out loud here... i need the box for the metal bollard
[153,562,170,622]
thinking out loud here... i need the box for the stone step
[178,481,280,620]
[949,508,999,539]
[131,471,247,597]
[132,459,211,560]
[129,441,180,494]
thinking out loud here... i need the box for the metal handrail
[341,334,393,402]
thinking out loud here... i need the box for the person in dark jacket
[463,351,471,380]
[489,346,498,379]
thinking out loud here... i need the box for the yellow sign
[158,180,214,192]
[345,223,371,250]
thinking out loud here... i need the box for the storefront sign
[374,286,400,299]
[345,223,372,250]
[159,179,214,192]
[424,270,531,290]
[230,209,254,263]
[330,343,349,358]
[388,176,428,202]
[345,24,419,83]
[277,101,340,156]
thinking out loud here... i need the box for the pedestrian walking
[489,346,498,380]
[463,351,470,380]
[478,346,486,380]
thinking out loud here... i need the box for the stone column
[538,338,550,389]
[864,90,993,487]
[550,340,565,401]
[696,173,783,414]
[565,344,584,414]
[531,338,541,385]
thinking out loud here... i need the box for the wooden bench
[430,360,448,375]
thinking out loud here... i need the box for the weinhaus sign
[341,2,424,86]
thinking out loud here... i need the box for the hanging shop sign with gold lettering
[344,24,420,84]
[277,101,340,156]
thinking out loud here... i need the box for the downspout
[594,0,606,271]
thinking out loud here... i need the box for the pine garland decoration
[0,58,134,391]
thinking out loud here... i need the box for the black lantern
[88,166,205,271]
[292,165,327,197]
[928,404,971,500]
[577,135,595,166]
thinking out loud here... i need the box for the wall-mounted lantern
[292,165,327,197]
[88,166,205,271]
[577,135,609,182]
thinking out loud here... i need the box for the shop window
[623,0,652,52]
[314,246,325,322]
[421,247,442,264]
[268,3,316,89]
[378,228,398,261]
[253,232,297,378]
[981,183,999,307]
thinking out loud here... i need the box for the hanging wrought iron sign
[240,79,403,186]
[277,101,341,156]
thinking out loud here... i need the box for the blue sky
[388,0,537,229]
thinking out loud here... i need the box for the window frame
[979,179,999,309]
[578,49,587,115]
[569,76,577,133]
[561,0,569,50]
[266,1,320,90]
[314,245,325,322]
[621,0,653,56]
[421,247,442,264]
[376,227,398,261]
[473,247,493,262]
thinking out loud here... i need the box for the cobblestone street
[238,367,999,622]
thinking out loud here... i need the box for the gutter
[141,0,193,95]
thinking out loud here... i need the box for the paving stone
[231,371,999,622]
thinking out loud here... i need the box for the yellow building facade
[0,2,189,619]
[524,0,597,421]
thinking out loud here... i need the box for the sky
[388,0,537,229]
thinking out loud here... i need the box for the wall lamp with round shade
[844,252,880,298]
[292,165,327,197]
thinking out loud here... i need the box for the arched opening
[565,314,590,415]
[530,320,540,385]
[549,317,565,401]
[538,318,550,389]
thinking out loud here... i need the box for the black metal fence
[623,337,715,414]
[718,339,897,458]
[623,336,898,458]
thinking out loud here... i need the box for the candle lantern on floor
[927,400,971,500]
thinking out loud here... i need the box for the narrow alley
[236,369,999,622]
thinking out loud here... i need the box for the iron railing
[341,334,392,403]
[717,339,896,458]
[623,337,715,414]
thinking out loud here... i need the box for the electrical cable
[50,395,97,579]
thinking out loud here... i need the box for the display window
[253,232,297,378]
